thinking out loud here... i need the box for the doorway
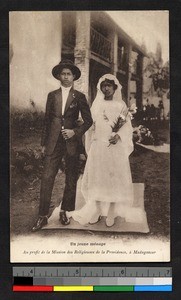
[89,59,111,105]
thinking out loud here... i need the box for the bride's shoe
[105,216,115,227]
[89,215,101,225]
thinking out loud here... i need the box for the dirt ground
[10,126,170,239]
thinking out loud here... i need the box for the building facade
[61,11,147,108]
[10,11,147,111]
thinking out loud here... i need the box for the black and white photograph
[10,11,170,262]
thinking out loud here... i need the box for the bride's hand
[109,134,120,145]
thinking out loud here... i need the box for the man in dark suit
[32,60,93,231]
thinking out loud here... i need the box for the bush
[11,147,44,195]
[11,108,44,137]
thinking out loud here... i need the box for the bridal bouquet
[111,113,127,132]
[107,113,127,147]
[103,103,137,147]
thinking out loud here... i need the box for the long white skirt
[68,139,145,225]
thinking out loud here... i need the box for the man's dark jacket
[41,87,93,155]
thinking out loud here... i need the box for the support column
[74,12,91,100]
[113,32,118,75]
[136,54,144,109]
[108,29,118,75]
[126,44,132,106]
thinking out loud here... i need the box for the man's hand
[61,129,75,140]
[109,134,120,145]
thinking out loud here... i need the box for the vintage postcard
[10,11,170,262]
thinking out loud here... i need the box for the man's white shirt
[60,84,72,115]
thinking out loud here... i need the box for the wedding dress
[68,74,145,226]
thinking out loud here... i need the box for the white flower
[129,104,137,114]
[128,112,134,119]
[119,114,126,120]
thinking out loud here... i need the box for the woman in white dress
[69,74,144,227]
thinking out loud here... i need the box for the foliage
[144,51,169,93]
[11,147,86,195]
[151,67,169,92]
[133,125,155,145]
[11,107,44,137]
[11,146,44,195]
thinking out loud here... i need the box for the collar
[60,83,73,92]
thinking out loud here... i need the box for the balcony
[90,27,112,63]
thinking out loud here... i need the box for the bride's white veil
[90,74,126,121]
[85,74,127,153]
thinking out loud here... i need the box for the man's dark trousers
[39,134,79,216]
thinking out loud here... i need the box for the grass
[10,126,170,238]
[130,144,169,237]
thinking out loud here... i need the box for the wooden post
[126,44,132,106]
[108,28,118,75]
[136,54,144,109]
[74,12,91,100]
[113,32,118,75]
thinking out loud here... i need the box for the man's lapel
[55,89,62,116]
[64,88,75,115]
